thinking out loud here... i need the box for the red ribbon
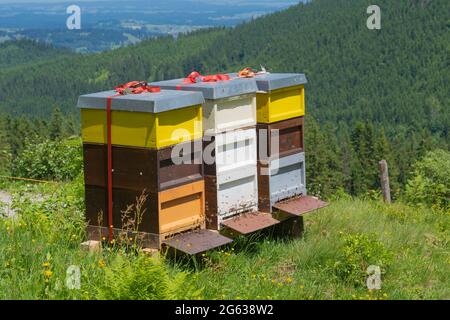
[106,95,118,242]
[183,71,231,84]
[115,81,161,95]
[238,67,256,78]
[105,81,160,242]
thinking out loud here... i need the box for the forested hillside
[0,40,72,69]
[0,0,448,198]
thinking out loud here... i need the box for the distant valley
[0,0,300,52]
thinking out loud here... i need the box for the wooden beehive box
[203,128,259,230]
[78,90,204,149]
[258,152,307,213]
[257,116,304,161]
[85,180,205,248]
[83,141,203,192]
[77,90,206,248]
[151,76,258,134]
[254,73,307,124]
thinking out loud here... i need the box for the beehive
[151,76,258,134]
[78,89,207,248]
[151,76,260,231]
[254,73,307,123]
[258,152,307,213]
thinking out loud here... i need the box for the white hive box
[203,128,258,229]
[258,152,307,213]
[151,76,258,134]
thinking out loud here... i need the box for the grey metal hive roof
[150,76,258,100]
[228,73,307,92]
[77,89,205,113]
[254,73,307,92]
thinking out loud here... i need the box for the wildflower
[42,262,50,268]
[44,270,53,278]
[98,259,106,268]
[285,277,293,284]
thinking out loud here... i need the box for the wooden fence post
[379,160,391,204]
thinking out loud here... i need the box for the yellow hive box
[77,89,204,149]
[254,73,307,124]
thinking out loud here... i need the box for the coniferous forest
[0,0,448,199]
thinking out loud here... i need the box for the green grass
[0,179,448,300]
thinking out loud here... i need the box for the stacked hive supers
[254,73,307,214]
[78,89,207,248]
[78,72,327,253]
[151,77,260,230]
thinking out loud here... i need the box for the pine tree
[0,116,12,174]
[305,117,343,198]
[49,107,64,141]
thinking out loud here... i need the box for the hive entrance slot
[272,196,328,217]
[221,211,280,235]
[162,229,233,255]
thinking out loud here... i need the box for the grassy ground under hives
[0,178,448,300]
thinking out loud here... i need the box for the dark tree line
[0,0,448,197]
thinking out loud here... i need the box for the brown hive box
[256,116,304,161]
[83,141,205,248]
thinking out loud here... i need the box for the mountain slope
[0,0,447,141]
[0,39,72,69]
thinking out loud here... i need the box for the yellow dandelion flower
[42,262,50,268]
[44,270,53,278]
[285,277,293,283]
[98,260,106,268]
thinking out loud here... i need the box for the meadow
[0,176,448,300]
